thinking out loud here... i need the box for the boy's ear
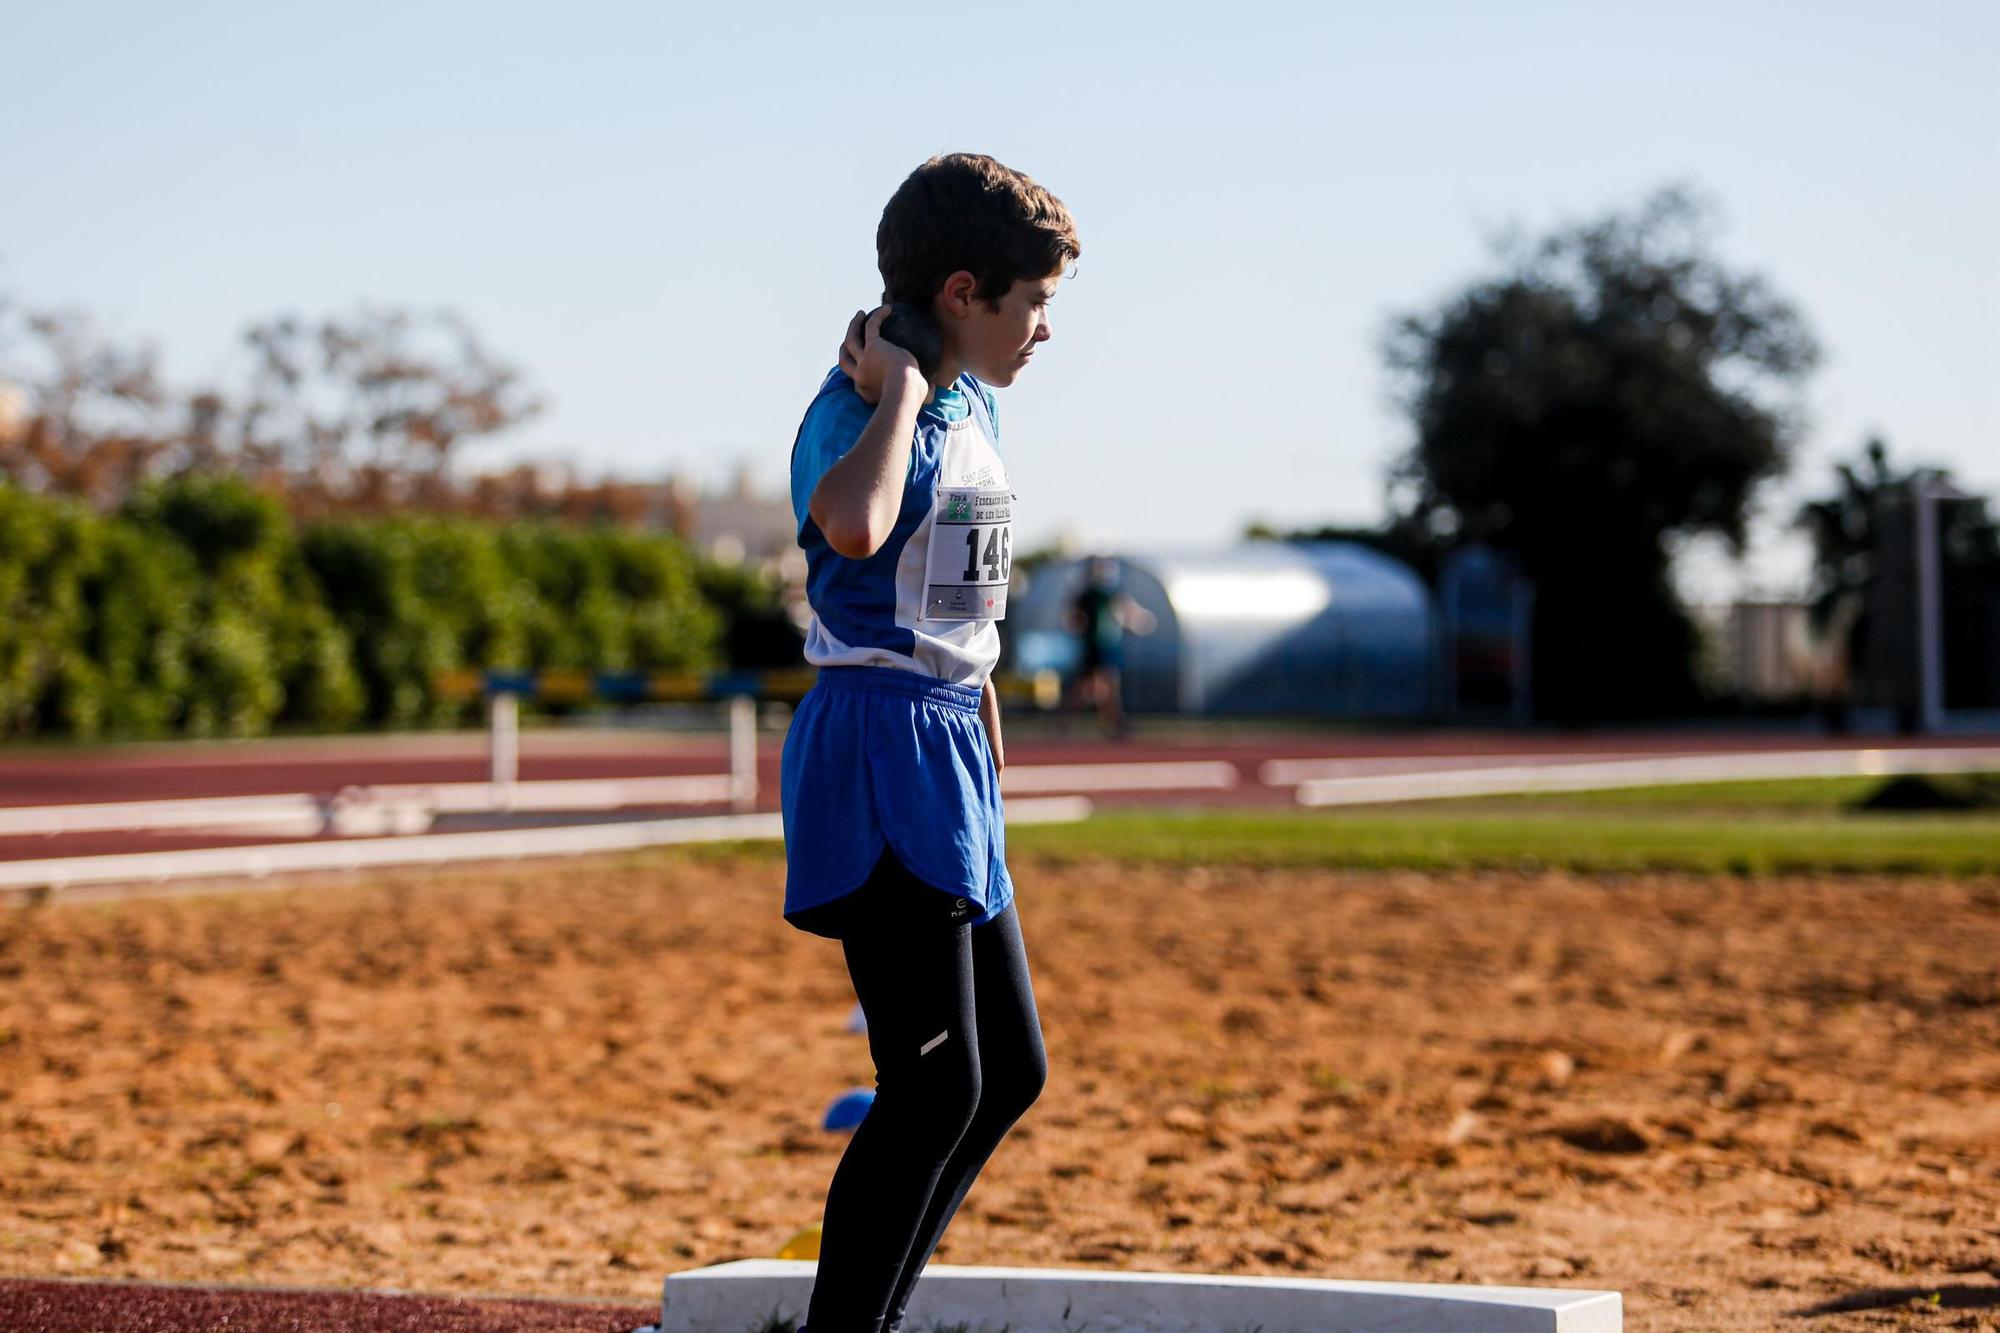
[937,270,979,319]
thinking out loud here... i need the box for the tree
[1799,437,2000,724]
[0,292,542,514]
[0,298,174,507]
[236,307,542,512]
[1385,188,1819,720]
[1248,516,1447,586]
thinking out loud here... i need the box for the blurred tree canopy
[0,291,796,737]
[236,309,541,513]
[1799,436,2000,721]
[0,296,540,515]
[0,474,722,740]
[0,293,696,529]
[1385,188,1819,720]
[0,300,172,507]
[1798,437,1917,640]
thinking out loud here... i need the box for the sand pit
[2,851,1997,1331]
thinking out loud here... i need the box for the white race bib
[923,486,1013,621]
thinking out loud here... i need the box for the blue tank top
[780,368,1016,924]
[789,370,1010,687]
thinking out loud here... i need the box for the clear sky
[6,1,1995,598]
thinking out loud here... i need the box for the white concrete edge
[659,1260,1622,1332]
[0,812,779,895]
[1290,746,2000,806]
[1268,746,2000,788]
[0,798,1092,899]
[0,759,1208,843]
[0,792,331,838]
[672,1257,1620,1304]
[1263,752,1679,786]
[0,776,740,840]
[371,776,737,813]
[1003,760,1240,793]
[1005,795,1096,824]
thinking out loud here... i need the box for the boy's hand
[838,306,922,406]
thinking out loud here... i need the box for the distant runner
[1067,555,1155,737]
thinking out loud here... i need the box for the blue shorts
[780,665,1012,933]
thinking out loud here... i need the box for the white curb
[656,1259,1621,1332]
[0,776,740,841]
[1283,745,2000,806]
[1003,761,1240,793]
[0,760,1229,845]
[0,797,1093,900]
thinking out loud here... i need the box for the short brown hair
[877,153,1080,307]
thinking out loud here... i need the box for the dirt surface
[3,853,1998,1331]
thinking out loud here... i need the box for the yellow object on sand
[777,1223,822,1261]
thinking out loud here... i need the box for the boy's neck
[932,344,962,393]
[922,368,956,409]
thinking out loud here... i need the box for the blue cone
[845,1003,868,1035]
[821,1087,875,1132]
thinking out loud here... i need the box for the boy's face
[938,270,1062,388]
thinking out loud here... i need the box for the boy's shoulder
[795,369,873,455]
[791,368,999,464]
[810,365,862,403]
[790,368,876,528]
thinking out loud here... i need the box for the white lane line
[365,776,737,813]
[0,796,1093,900]
[0,776,739,840]
[1002,761,1238,794]
[0,793,329,838]
[1292,747,2000,806]
[0,764,1180,843]
[1261,753,1677,786]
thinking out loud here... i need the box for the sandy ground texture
[3,852,1998,1332]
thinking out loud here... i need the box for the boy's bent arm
[808,367,926,558]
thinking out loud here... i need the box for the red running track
[0,725,1989,863]
[0,1276,654,1333]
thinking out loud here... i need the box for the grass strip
[1004,808,2000,876]
[640,775,2000,878]
[1453,771,2000,814]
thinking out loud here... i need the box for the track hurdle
[436,668,823,813]
[437,668,1064,814]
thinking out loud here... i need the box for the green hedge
[0,477,724,740]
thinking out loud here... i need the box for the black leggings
[800,850,1047,1333]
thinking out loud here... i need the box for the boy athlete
[781,153,1079,1333]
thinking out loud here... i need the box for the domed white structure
[1008,542,1435,717]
